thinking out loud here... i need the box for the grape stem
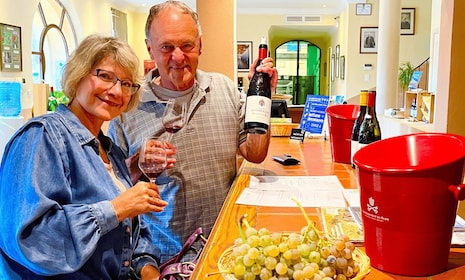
[237,214,249,242]
[240,214,252,229]
[205,270,231,277]
[291,197,325,245]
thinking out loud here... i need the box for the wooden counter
[192,137,465,280]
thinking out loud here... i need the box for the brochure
[320,207,364,245]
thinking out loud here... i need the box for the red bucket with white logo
[353,133,465,276]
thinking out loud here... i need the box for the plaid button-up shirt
[108,69,247,263]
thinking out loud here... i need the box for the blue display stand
[299,95,330,136]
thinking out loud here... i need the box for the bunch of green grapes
[225,199,361,280]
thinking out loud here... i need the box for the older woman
[0,34,167,279]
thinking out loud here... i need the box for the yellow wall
[196,0,235,80]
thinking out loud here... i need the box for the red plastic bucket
[326,104,359,164]
[353,133,465,276]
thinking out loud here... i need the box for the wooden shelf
[405,91,435,124]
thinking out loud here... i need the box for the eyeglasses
[93,69,140,95]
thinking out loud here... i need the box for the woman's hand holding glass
[111,181,168,221]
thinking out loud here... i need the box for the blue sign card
[408,70,423,90]
[299,95,330,135]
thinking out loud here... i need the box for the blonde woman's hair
[61,34,141,112]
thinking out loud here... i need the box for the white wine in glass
[138,137,167,183]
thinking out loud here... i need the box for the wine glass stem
[166,132,173,142]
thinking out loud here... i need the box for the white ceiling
[109,0,358,15]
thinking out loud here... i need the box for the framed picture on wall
[330,54,335,82]
[237,41,252,72]
[356,3,372,16]
[360,27,378,54]
[401,8,415,35]
[0,23,22,72]
[340,55,345,80]
[335,44,340,78]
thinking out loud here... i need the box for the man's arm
[238,130,270,163]
[238,56,277,163]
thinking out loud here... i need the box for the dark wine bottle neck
[258,44,267,60]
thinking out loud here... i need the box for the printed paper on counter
[235,175,347,207]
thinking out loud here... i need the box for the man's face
[146,8,202,91]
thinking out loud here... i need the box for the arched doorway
[275,40,321,105]
[31,0,78,89]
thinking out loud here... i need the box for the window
[32,0,77,89]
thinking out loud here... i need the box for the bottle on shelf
[350,90,368,168]
[237,77,245,96]
[358,90,381,149]
[410,97,417,119]
[244,37,272,134]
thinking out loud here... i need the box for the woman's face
[69,57,134,133]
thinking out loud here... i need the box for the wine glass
[162,99,188,141]
[138,137,167,183]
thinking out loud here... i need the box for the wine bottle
[370,90,381,140]
[244,37,272,134]
[350,90,367,168]
[410,97,417,119]
[358,90,381,149]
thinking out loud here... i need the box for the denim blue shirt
[0,105,159,279]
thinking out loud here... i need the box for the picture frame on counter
[401,8,415,35]
[360,27,378,54]
[237,41,252,72]
[0,23,22,72]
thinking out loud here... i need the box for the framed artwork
[0,23,22,72]
[401,8,415,35]
[360,27,378,54]
[340,55,345,80]
[328,47,333,81]
[237,41,252,72]
[335,44,340,78]
[330,54,335,82]
[356,3,372,16]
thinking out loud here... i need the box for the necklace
[99,144,110,164]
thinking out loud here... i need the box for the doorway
[275,40,321,105]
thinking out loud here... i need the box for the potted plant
[398,61,414,109]
[47,90,69,112]
[398,62,414,93]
